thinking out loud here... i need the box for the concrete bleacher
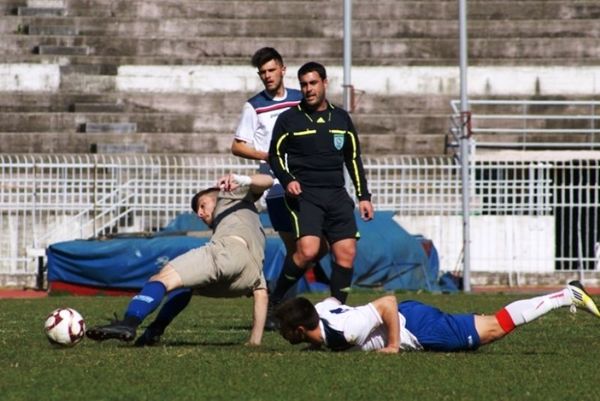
[1,0,600,155]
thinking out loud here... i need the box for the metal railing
[1,153,599,285]
[450,99,600,149]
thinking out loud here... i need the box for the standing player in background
[276,281,600,353]
[231,48,328,328]
[267,62,374,315]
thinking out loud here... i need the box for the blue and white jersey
[315,297,422,352]
[234,88,302,152]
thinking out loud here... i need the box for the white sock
[502,288,571,326]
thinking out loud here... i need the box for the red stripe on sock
[495,308,516,333]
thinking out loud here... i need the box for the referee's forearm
[267,153,294,188]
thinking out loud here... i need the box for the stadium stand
[1,0,600,155]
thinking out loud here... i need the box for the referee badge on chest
[333,133,345,150]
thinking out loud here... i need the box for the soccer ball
[44,308,86,347]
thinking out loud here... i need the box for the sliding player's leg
[134,287,193,347]
[478,281,600,345]
[86,264,183,342]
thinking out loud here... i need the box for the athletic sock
[495,288,571,333]
[312,261,330,284]
[124,281,167,325]
[270,254,305,304]
[330,262,354,304]
[147,288,193,334]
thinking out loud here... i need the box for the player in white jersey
[275,281,600,353]
[232,47,303,164]
[231,48,328,329]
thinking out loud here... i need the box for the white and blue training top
[315,297,422,352]
[234,88,302,153]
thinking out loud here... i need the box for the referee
[267,61,374,312]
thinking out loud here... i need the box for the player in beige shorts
[86,173,273,347]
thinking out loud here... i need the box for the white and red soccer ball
[44,308,86,346]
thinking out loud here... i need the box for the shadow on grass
[156,340,242,347]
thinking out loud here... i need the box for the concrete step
[50,1,600,21]
[73,102,125,112]
[0,111,450,135]
[0,92,126,112]
[0,132,236,154]
[84,122,137,133]
[59,74,116,91]
[0,1,25,14]
[27,24,78,35]
[92,142,147,153]
[4,35,600,62]
[0,92,454,114]
[3,16,599,39]
[6,52,600,67]
[36,44,89,55]
[16,7,65,16]
[361,133,448,155]
[0,131,447,155]
[59,63,118,75]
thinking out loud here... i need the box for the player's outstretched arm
[248,173,274,194]
[217,173,273,194]
[370,295,401,353]
[247,288,268,346]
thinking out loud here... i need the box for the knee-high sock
[495,288,571,333]
[146,288,193,334]
[330,262,353,304]
[124,281,167,325]
[270,254,305,304]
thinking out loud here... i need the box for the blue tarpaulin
[47,211,445,293]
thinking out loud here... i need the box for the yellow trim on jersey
[329,129,346,135]
[275,133,290,173]
[293,129,317,136]
[346,130,363,196]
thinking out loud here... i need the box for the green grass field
[2,290,599,401]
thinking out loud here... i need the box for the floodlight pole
[343,0,353,194]
[343,0,352,111]
[459,0,472,292]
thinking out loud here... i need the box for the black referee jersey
[268,101,371,201]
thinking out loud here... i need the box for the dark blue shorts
[398,300,480,352]
[266,183,293,232]
[258,163,293,232]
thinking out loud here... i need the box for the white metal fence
[1,153,599,286]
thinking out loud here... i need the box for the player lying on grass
[275,281,600,353]
[86,173,273,346]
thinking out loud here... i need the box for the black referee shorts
[285,186,358,243]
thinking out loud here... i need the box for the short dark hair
[275,297,320,331]
[297,62,327,80]
[190,187,219,214]
[251,47,283,69]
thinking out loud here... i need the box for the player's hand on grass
[377,346,400,354]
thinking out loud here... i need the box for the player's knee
[295,246,320,264]
[334,245,356,263]
[150,264,183,292]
